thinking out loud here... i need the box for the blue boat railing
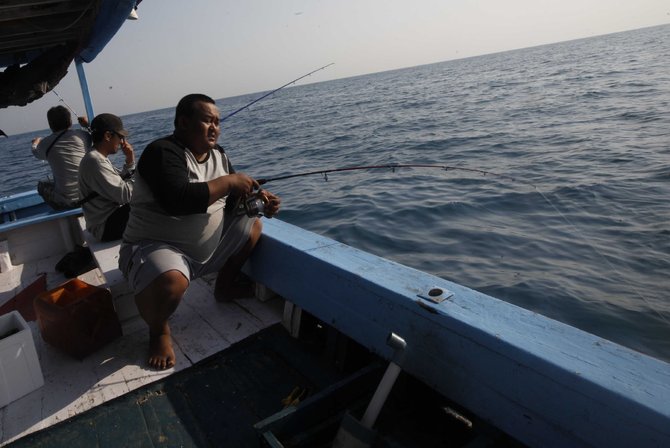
[0,191,82,233]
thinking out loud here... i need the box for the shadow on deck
[7,318,523,448]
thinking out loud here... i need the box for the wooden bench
[77,217,140,334]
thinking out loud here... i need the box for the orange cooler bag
[34,279,122,359]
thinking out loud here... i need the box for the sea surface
[2,25,669,361]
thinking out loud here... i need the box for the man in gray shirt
[79,113,135,241]
[31,105,91,207]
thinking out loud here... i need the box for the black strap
[43,129,95,207]
[44,130,68,158]
[73,191,99,207]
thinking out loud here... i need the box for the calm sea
[2,25,669,361]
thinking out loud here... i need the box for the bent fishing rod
[256,163,522,186]
[52,89,79,118]
[52,89,91,131]
[255,163,670,325]
[220,63,334,122]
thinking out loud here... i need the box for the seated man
[79,113,135,241]
[119,93,280,370]
[31,105,91,209]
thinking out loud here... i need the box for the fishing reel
[236,190,268,217]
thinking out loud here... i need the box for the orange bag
[33,279,122,359]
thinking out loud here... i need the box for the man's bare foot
[148,333,176,370]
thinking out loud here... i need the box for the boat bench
[0,191,81,233]
[77,217,139,333]
[1,192,84,270]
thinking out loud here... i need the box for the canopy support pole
[75,59,95,121]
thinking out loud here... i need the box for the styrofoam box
[0,311,44,408]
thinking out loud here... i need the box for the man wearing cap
[78,113,135,241]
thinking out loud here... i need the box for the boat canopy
[0,0,137,108]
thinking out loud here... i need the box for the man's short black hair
[174,94,216,127]
[47,105,71,132]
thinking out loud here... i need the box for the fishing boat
[1,2,669,447]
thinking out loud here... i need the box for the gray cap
[91,113,128,136]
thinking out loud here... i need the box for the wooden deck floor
[4,324,360,448]
[0,258,283,446]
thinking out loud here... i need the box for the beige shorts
[119,214,256,295]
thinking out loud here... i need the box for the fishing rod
[242,163,518,216]
[52,89,79,118]
[220,63,334,122]
[256,162,670,325]
[52,89,91,131]
[256,163,520,186]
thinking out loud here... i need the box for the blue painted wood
[246,218,670,448]
[75,61,94,121]
[0,191,43,214]
[0,191,81,233]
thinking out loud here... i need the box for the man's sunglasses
[108,131,126,141]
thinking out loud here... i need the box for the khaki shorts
[119,214,256,295]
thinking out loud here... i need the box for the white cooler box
[0,311,44,408]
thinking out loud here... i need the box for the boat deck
[3,209,666,446]
[0,254,523,447]
[4,321,514,448]
[0,256,283,446]
[9,324,330,448]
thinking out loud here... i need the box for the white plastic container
[0,311,44,408]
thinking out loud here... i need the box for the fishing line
[533,187,670,325]
[220,63,334,123]
[257,162,669,324]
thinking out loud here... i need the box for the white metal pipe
[360,360,402,428]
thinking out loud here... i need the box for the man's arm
[31,137,45,159]
[139,140,260,213]
[120,140,135,178]
[80,154,133,205]
[206,173,257,206]
[138,142,210,215]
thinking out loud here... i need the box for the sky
[1,0,668,135]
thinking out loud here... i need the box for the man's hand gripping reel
[237,189,268,217]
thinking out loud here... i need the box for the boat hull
[1,191,669,447]
[245,218,670,447]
